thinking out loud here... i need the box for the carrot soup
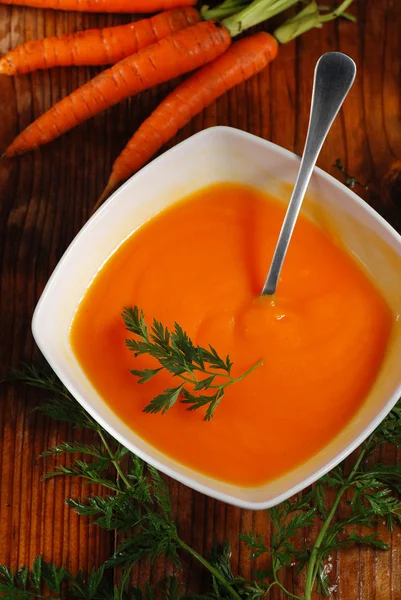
[71,182,393,486]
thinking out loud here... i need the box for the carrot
[0,0,196,12]
[3,21,231,158]
[95,32,278,209]
[0,8,200,76]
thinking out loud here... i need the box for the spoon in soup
[261,52,356,296]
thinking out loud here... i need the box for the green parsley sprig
[122,307,262,421]
[5,362,401,600]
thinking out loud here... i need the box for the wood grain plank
[362,0,397,181]
[0,2,400,599]
[0,3,114,578]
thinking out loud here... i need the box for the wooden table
[0,2,400,598]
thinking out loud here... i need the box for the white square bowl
[32,126,401,510]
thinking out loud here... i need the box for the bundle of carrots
[0,0,355,210]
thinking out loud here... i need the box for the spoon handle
[261,52,356,296]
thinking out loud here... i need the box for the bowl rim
[32,125,401,510]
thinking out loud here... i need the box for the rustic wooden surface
[0,1,400,598]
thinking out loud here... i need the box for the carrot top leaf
[7,361,401,599]
[220,0,300,36]
[203,0,355,41]
[274,0,355,44]
[201,0,249,20]
[122,306,263,420]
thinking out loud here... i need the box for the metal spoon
[261,52,356,296]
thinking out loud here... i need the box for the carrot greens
[123,307,263,420]
[5,362,401,600]
[200,0,249,19]
[203,0,300,35]
[202,0,355,40]
[274,0,354,44]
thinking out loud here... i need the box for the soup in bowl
[32,127,401,509]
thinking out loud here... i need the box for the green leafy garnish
[0,556,181,600]
[123,307,263,420]
[4,361,401,600]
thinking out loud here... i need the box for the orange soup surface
[71,183,393,486]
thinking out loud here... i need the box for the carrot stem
[319,0,354,21]
[274,0,355,44]
[221,0,300,36]
[318,4,356,21]
[274,1,320,42]
[201,0,249,20]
